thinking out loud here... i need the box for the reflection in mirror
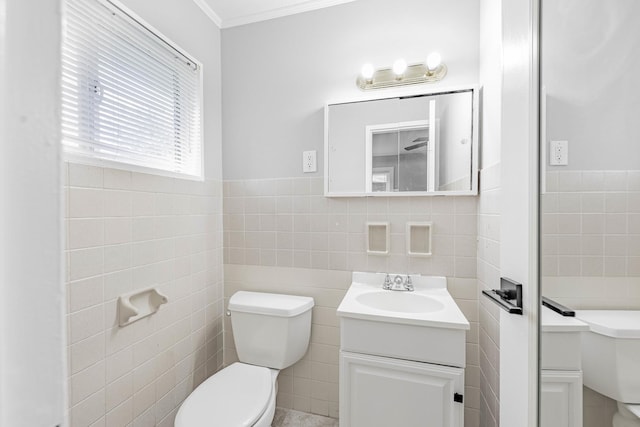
[325,87,478,196]
[540,1,640,427]
[368,120,433,192]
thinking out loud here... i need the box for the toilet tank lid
[229,291,314,317]
[575,310,640,339]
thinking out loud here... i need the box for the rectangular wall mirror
[324,86,479,197]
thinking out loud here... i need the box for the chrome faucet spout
[386,274,414,291]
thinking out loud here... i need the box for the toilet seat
[624,404,640,419]
[175,363,273,427]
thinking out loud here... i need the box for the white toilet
[175,291,314,427]
[576,310,640,427]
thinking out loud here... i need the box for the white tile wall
[542,170,640,310]
[477,164,501,427]
[543,276,640,309]
[223,177,478,277]
[222,177,480,425]
[65,163,224,427]
[542,170,640,279]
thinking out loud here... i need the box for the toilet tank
[228,291,314,370]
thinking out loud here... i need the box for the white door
[497,0,539,426]
[0,0,67,426]
[340,351,464,427]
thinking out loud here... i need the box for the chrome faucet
[382,274,414,291]
[382,274,393,290]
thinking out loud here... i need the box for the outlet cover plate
[303,150,317,173]
[550,140,568,166]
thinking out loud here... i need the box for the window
[61,0,203,179]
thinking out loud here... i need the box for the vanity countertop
[337,272,469,367]
[337,272,470,330]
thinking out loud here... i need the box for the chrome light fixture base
[356,63,447,91]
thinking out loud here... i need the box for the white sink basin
[355,291,445,314]
[337,272,470,367]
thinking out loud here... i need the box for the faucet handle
[383,274,392,290]
[404,275,414,291]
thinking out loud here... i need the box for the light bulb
[392,59,407,77]
[361,63,375,80]
[426,52,442,71]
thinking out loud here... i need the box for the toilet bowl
[175,291,314,427]
[614,403,640,427]
[175,363,278,427]
[576,310,640,427]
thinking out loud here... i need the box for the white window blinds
[62,0,203,178]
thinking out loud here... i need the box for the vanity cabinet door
[540,370,583,427]
[340,351,464,427]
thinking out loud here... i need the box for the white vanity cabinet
[336,273,470,427]
[540,307,589,427]
[340,351,464,427]
[540,370,583,427]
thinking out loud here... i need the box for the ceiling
[192,0,357,28]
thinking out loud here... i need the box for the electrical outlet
[303,150,317,173]
[549,140,568,166]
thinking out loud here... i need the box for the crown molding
[193,0,356,29]
[192,0,222,28]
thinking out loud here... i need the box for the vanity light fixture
[361,63,375,83]
[426,52,442,75]
[392,59,408,79]
[356,52,447,90]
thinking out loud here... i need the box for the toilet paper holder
[118,286,168,327]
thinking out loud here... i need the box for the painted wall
[63,1,224,426]
[479,0,503,171]
[221,0,480,180]
[0,0,67,426]
[543,0,640,171]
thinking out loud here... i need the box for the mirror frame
[324,85,480,197]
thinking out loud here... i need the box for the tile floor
[273,408,339,427]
